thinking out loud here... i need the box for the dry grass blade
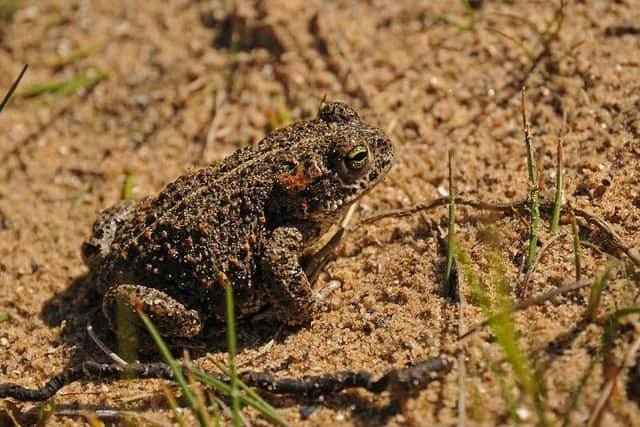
[573,208,640,267]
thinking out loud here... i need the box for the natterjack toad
[82,102,394,338]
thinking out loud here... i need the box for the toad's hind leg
[103,284,203,338]
[261,226,319,325]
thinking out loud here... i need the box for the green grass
[586,264,613,322]
[571,215,582,281]
[267,100,292,132]
[600,306,640,358]
[455,229,547,425]
[162,385,188,427]
[0,0,17,22]
[16,70,108,99]
[521,90,540,271]
[550,130,564,233]
[443,151,456,297]
[121,173,135,201]
[223,280,241,427]
[139,294,288,426]
[45,42,103,68]
[35,401,55,427]
[138,310,209,426]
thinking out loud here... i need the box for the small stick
[361,197,525,225]
[241,357,450,396]
[0,358,450,402]
[572,207,640,267]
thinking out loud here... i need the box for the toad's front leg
[102,284,203,338]
[260,226,321,325]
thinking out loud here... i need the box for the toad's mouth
[310,173,391,221]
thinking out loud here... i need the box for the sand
[1,1,639,425]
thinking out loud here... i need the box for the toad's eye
[345,145,369,170]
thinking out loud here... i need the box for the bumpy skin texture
[82,102,394,338]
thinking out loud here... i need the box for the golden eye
[345,145,369,170]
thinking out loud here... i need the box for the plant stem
[521,89,539,270]
[444,150,456,298]
[550,117,564,233]
[224,280,241,427]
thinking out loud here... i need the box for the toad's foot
[103,284,203,339]
[261,226,320,325]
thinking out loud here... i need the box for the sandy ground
[1,0,640,425]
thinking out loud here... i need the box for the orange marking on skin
[278,164,310,193]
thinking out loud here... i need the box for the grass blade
[35,401,55,427]
[550,118,564,233]
[190,367,289,427]
[122,173,135,201]
[162,385,188,427]
[521,89,540,271]
[223,280,241,427]
[138,309,208,427]
[0,64,27,115]
[586,265,613,321]
[444,150,456,298]
[571,215,581,281]
[17,70,108,99]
